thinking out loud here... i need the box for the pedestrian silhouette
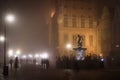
[14,57,19,71]
[9,59,13,70]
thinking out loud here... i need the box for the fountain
[73,35,87,60]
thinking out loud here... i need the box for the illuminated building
[49,0,120,58]
[49,0,100,56]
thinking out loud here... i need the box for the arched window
[81,15,85,28]
[72,34,77,46]
[72,15,77,28]
[64,15,68,27]
[89,16,93,28]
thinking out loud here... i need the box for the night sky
[1,0,54,54]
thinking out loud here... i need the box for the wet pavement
[1,64,120,80]
[0,64,65,80]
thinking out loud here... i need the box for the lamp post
[2,14,15,76]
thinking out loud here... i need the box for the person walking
[14,57,19,71]
[9,59,13,70]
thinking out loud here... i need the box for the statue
[78,35,82,48]
[73,34,87,60]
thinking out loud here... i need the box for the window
[81,16,85,28]
[89,17,93,28]
[72,34,77,46]
[89,35,93,46]
[64,34,68,44]
[72,15,77,28]
[64,15,68,27]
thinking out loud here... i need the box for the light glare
[66,43,71,49]
[6,14,15,23]
[22,55,27,59]
[40,53,49,59]
[28,54,33,58]
[0,36,5,42]
[35,54,39,58]
[16,50,21,55]
[8,49,13,57]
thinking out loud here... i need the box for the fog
[5,0,53,54]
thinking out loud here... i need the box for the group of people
[9,57,19,70]
[9,57,50,70]
[41,59,49,69]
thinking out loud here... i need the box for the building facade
[50,0,100,57]
[49,0,120,59]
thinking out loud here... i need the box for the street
[1,64,120,80]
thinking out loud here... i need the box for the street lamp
[40,53,49,59]
[5,14,15,23]
[2,14,15,76]
[8,49,13,57]
[28,54,33,58]
[66,43,72,55]
[35,54,39,58]
[22,55,27,59]
[0,36,5,42]
[16,50,21,56]
[66,43,71,49]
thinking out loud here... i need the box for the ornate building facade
[50,0,100,57]
[49,0,120,58]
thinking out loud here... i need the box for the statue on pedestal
[73,35,86,60]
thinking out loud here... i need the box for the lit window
[72,34,77,46]
[72,15,77,28]
[89,17,93,28]
[64,15,68,27]
[81,16,85,28]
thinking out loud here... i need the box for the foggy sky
[5,0,53,54]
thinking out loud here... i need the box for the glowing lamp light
[22,55,27,59]
[66,43,71,49]
[40,53,49,59]
[8,49,13,57]
[100,58,104,62]
[35,54,39,58]
[43,53,48,59]
[39,54,43,58]
[5,14,15,23]
[100,54,103,57]
[28,54,33,58]
[16,50,21,55]
[0,36,5,42]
